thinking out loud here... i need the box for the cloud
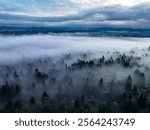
[0,0,79,16]
[0,0,150,28]
[1,0,150,16]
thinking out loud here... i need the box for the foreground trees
[0,51,150,113]
[41,91,53,112]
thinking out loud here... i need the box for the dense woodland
[0,46,150,113]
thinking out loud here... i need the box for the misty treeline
[0,46,150,113]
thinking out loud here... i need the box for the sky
[0,0,150,28]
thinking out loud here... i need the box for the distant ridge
[0,26,150,37]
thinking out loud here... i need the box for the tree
[74,97,80,111]
[138,94,147,110]
[83,104,90,113]
[125,75,132,92]
[132,86,138,96]
[80,94,85,105]
[32,82,35,88]
[41,91,53,112]
[123,100,138,113]
[15,84,21,95]
[14,71,18,78]
[98,78,103,88]
[5,100,15,113]
[122,92,127,99]
[30,96,36,106]
[15,100,23,110]
[2,83,11,96]
[98,105,108,113]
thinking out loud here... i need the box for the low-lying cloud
[0,34,150,63]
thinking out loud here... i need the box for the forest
[0,35,150,113]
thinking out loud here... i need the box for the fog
[0,34,150,113]
[0,35,150,63]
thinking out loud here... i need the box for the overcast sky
[0,0,150,28]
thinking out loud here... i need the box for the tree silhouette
[15,84,21,95]
[132,86,138,96]
[138,94,147,110]
[30,96,36,106]
[15,100,23,111]
[41,91,53,112]
[5,100,15,113]
[125,75,132,92]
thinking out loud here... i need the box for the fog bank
[0,35,150,63]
